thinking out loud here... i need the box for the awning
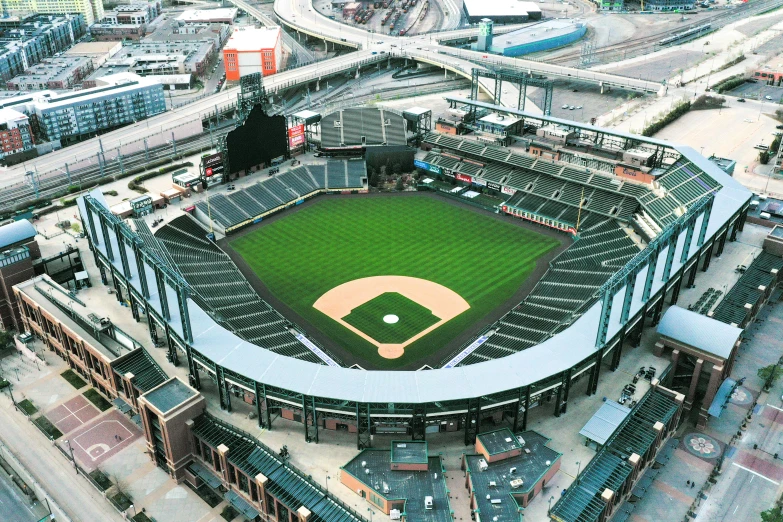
[225,490,259,520]
[189,462,222,489]
[579,400,631,446]
[708,378,737,417]
[112,397,132,414]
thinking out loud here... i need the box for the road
[0,0,670,196]
[0,393,123,522]
[0,464,46,522]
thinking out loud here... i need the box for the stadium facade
[77,109,751,450]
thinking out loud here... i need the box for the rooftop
[579,400,632,446]
[462,0,541,17]
[656,306,743,360]
[479,112,521,127]
[390,441,428,465]
[771,225,783,239]
[466,431,561,519]
[14,275,138,361]
[224,27,281,51]
[0,219,35,249]
[64,41,123,56]
[342,450,451,522]
[477,428,522,456]
[142,377,197,413]
[490,19,585,50]
[176,8,238,22]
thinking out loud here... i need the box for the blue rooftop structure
[0,219,35,250]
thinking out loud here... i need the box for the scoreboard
[201,152,225,187]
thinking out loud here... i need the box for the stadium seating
[447,219,641,367]
[193,160,366,231]
[320,107,408,147]
[154,216,341,365]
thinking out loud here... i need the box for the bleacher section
[320,107,408,148]
[422,133,721,235]
[447,220,641,366]
[711,251,783,326]
[193,160,366,233]
[421,136,642,229]
[154,216,341,366]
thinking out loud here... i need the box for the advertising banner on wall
[201,152,224,186]
[501,186,517,196]
[456,173,472,183]
[414,159,442,175]
[487,182,501,191]
[288,124,305,148]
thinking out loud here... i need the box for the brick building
[223,27,282,80]
[0,220,38,330]
[0,108,34,159]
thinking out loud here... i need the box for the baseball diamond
[229,196,559,369]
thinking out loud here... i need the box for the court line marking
[73,420,134,455]
[732,463,781,485]
[766,403,783,413]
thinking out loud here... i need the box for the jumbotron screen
[225,105,288,174]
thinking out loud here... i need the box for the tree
[369,168,379,188]
[758,364,783,390]
[772,135,782,155]
[395,176,404,191]
[759,150,771,165]
[761,506,783,522]
[0,330,14,351]
[392,163,402,176]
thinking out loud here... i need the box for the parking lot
[726,81,783,104]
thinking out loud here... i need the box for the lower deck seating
[445,219,642,367]
[155,216,342,366]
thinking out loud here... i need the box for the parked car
[737,98,746,102]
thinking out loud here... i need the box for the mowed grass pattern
[342,292,440,344]
[230,197,560,369]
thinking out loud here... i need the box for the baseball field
[230,196,560,369]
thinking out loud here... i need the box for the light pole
[129,504,136,517]
[576,461,581,484]
[367,508,374,521]
[548,495,555,515]
[326,474,331,493]
[63,440,77,473]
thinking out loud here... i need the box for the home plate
[86,443,110,461]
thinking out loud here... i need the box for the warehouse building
[462,0,541,24]
[64,41,123,68]
[0,108,34,160]
[223,27,282,80]
[476,19,586,57]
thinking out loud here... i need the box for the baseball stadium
[76,101,751,454]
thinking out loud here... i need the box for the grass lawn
[342,292,440,344]
[61,369,87,389]
[17,399,37,416]
[88,469,113,491]
[33,415,63,440]
[230,197,560,369]
[83,389,112,412]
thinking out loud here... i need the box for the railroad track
[548,0,783,66]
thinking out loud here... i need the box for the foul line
[732,463,781,485]
[766,403,783,413]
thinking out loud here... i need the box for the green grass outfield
[230,196,560,369]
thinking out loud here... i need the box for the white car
[766,95,773,100]
[576,105,582,109]
[562,104,569,109]
[569,106,576,110]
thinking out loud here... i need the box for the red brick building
[0,108,34,158]
[223,27,282,80]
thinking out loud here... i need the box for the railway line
[548,0,783,66]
